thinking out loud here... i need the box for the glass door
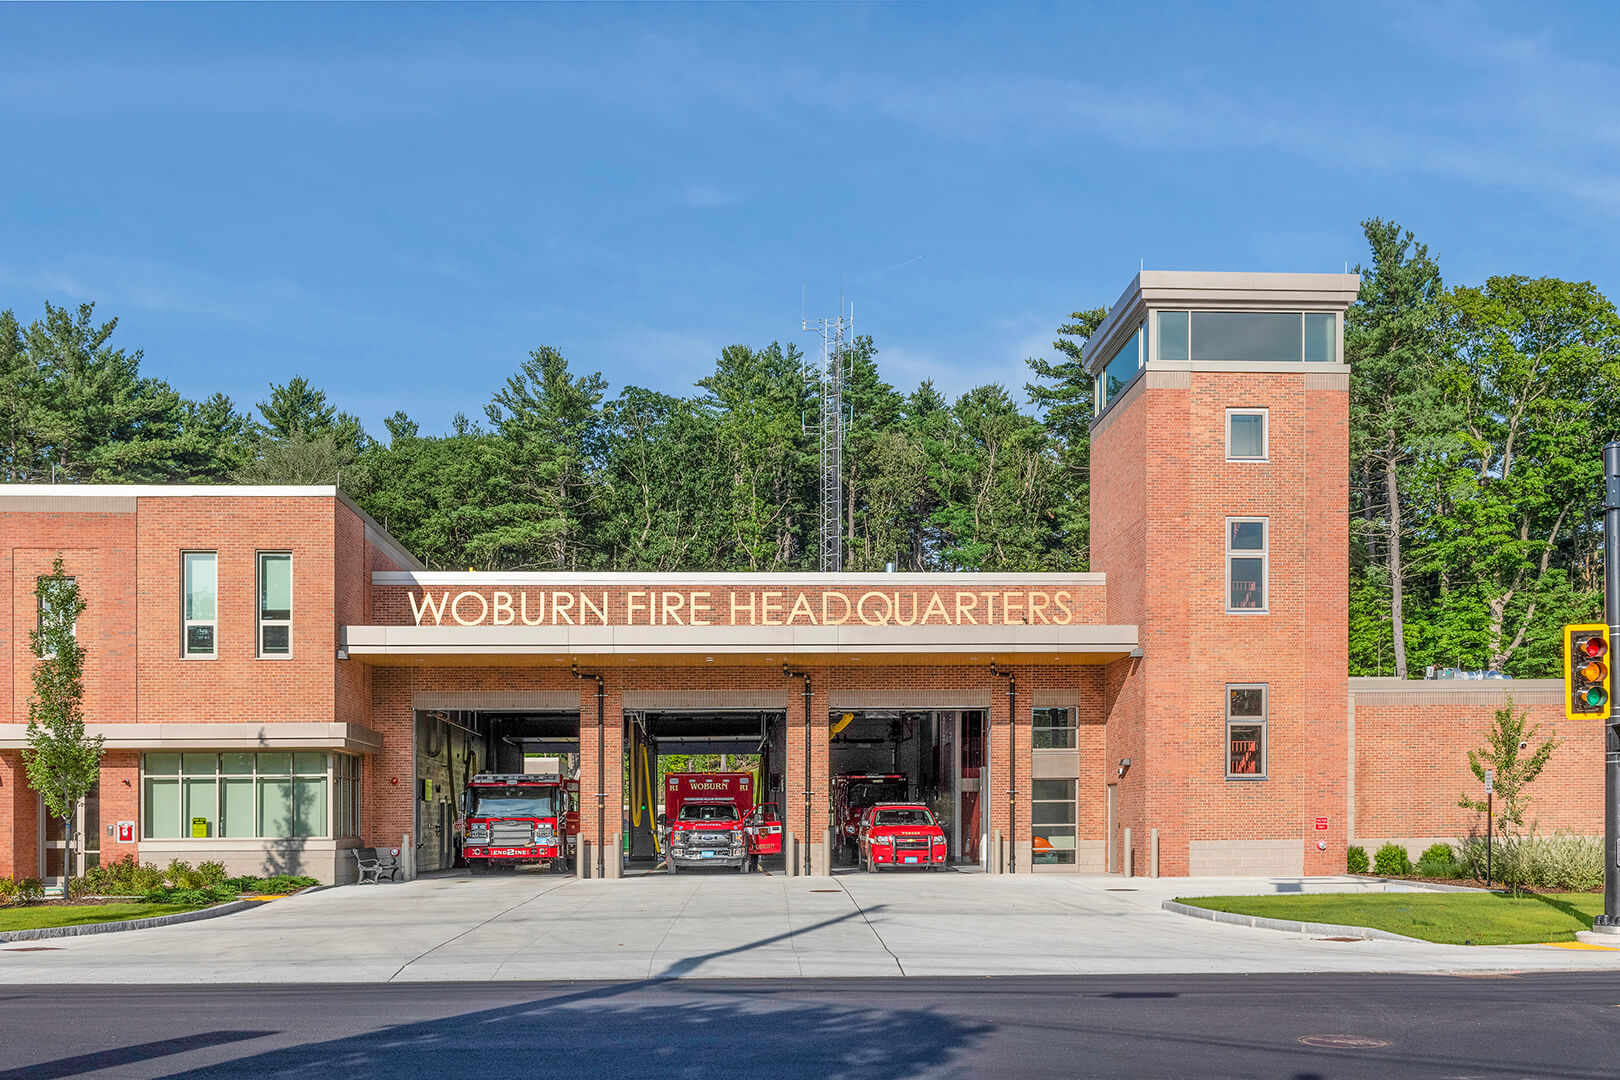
[37,778,99,882]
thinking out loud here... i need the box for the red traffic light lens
[1583,635,1609,658]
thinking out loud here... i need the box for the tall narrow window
[258,552,292,657]
[1031,780,1077,865]
[182,552,217,657]
[1226,684,1268,778]
[1226,409,1268,461]
[1225,518,1268,612]
[36,575,77,658]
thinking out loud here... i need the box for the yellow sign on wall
[191,817,209,838]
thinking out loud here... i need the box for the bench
[352,847,402,884]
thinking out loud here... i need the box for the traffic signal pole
[1600,442,1620,931]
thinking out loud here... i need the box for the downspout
[784,664,812,876]
[573,664,607,879]
[991,663,1017,874]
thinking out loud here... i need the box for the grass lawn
[1177,892,1606,946]
[0,903,206,933]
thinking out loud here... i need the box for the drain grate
[809,889,840,893]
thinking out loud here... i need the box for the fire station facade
[0,272,1603,883]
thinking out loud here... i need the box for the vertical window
[1032,707,1077,749]
[1226,409,1269,461]
[1102,327,1143,407]
[1304,313,1336,363]
[1031,780,1077,865]
[1226,684,1268,778]
[182,552,217,657]
[258,552,292,657]
[1156,310,1189,363]
[1226,518,1268,612]
[36,575,77,657]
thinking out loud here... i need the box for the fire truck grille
[691,833,730,845]
[893,837,931,854]
[489,823,534,844]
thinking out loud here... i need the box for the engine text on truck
[460,773,572,873]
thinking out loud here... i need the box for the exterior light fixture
[1117,757,1133,778]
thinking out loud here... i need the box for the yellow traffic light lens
[1583,635,1609,658]
[1581,660,1608,682]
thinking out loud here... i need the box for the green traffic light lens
[1585,687,1608,708]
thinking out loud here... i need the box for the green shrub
[0,875,45,905]
[164,859,213,890]
[1414,858,1460,879]
[141,884,236,905]
[1456,831,1603,890]
[1373,842,1412,877]
[197,861,229,887]
[1419,843,1455,865]
[224,874,318,895]
[1346,846,1369,874]
[74,855,169,896]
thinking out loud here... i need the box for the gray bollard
[1123,827,1133,878]
[1150,828,1159,879]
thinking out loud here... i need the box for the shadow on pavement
[0,1030,276,1080]
[151,985,993,1080]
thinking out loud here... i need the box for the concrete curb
[0,899,263,944]
[1347,875,1494,894]
[1161,899,1431,943]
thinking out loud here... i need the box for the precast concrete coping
[0,721,383,752]
[341,621,1140,658]
[373,570,1108,586]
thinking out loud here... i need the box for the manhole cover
[1298,1035,1390,1049]
[5,947,62,952]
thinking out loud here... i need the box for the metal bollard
[1150,828,1160,879]
[1123,827,1133,878]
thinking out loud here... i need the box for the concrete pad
[4,870,1619,983]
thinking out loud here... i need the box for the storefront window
[1032,779,1077,865]
[142,752,358,839]
[1032,707,1076,749]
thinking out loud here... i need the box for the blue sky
[3,2,1618,434]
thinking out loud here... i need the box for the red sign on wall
[116,821,135,843]
[1314,817,1329,831]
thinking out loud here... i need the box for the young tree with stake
[22,557,103,886]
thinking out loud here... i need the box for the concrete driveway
[5,870,1620,983]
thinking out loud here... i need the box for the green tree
[1026,307,1107,571]
[1427,277,1620,672]
[356,412,502,569]
[22,558,103,886]
[1346,220,1451,678]
[1457,700,1558,843]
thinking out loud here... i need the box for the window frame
[1153,310,1341,364]
[1224,517,1269,614]
[141,751,356,840]
[1031,706,1077,750]
[1225,683,1269,780]
[257,551,293,659]
[181,551,218,659]
[1225,408,1270,462]
[1031,778,1078,864]
[36,575,77,659]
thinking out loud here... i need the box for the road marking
[1299,1035,1391,1049]
[1540,941,1618,950]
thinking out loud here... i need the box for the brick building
[0,272,1602,883]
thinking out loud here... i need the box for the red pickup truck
[856,802,948,872]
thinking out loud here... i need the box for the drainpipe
[991,663,1017,874]
[784,664,813,876]
[573,663,606,879]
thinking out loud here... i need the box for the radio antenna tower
[803,304,853,572]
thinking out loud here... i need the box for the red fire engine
[660,772,755,873]
[460,773,575,873]
[832,772,909,858]
[856,802,948,871]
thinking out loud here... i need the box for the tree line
[4,218,1617,677]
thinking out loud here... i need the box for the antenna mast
[803,304,853,572]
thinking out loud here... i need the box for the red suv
[856,803,948,872]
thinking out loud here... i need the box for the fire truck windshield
[873,807,935,827]
[848,781,907,807]
[677,803,740,822]
[469,786,556,819]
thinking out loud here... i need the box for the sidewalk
[3,870,1616,983]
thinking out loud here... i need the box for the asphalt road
[2,974,1618,1079]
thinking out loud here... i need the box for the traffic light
[1564,623,1612,720]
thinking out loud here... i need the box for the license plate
[904,856,919,864]
[699,851,713,858]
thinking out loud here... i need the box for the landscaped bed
[1177,891,1605,946]
[0,902,208,933]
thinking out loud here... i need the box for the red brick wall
[1353,686,1601,846]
